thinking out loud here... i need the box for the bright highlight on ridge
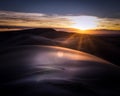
[71,16,99,30]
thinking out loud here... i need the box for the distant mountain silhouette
[0,28,63,46]
[0,28,73,39]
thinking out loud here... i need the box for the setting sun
[71,16,99,30]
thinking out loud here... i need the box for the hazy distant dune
[0,28,120,66]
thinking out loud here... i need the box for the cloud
[0,10,120,31]
[0,11,73,28]
[97,18,120,30]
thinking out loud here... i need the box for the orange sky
[0,11,120,31]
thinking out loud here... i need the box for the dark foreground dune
[0,28,120,96]
[0,45,120,96]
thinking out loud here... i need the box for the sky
[0,0,120,31]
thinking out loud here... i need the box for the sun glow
[71,16,99,30]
